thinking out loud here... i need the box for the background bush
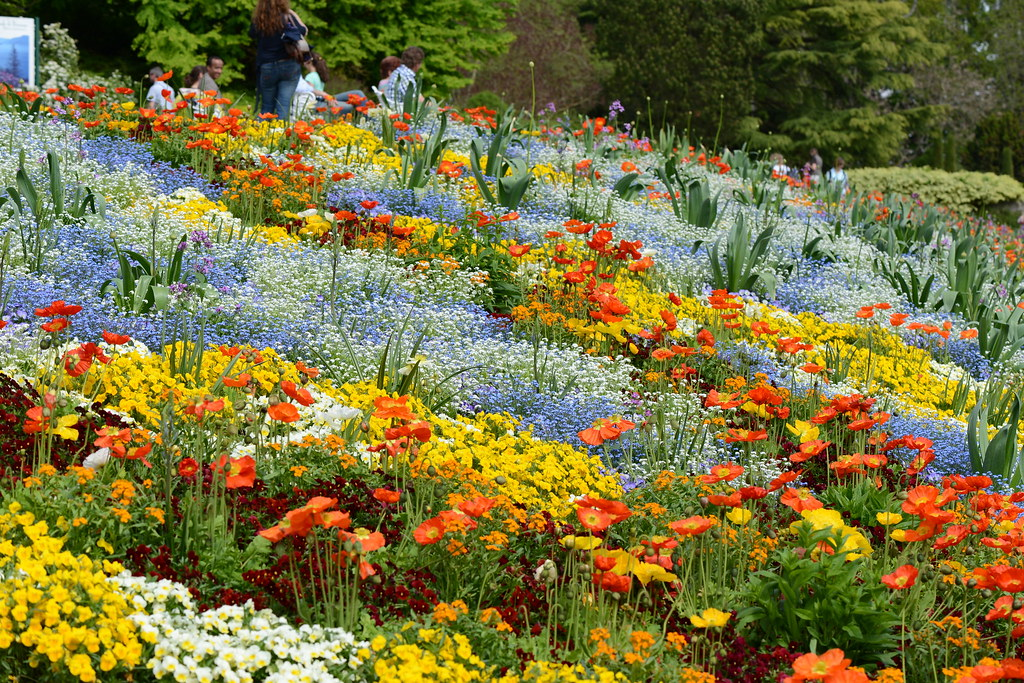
[848,166,1024,214]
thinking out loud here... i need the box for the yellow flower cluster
[0,505,145,682]
[372,629,490,682]
[418,412,622,518]
[790,508,873,560]
[77,343,306,426]
[334,382,622,517]
[497,661,629,683]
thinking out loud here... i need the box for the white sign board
[0,16,35,87]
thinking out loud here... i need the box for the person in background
[383,46,424,108]
[144,67,176,111]
[196,56,224,97]
[378,55,400,91]
[180,66,206,115]
[249,0,306,120]
[769,152,789,178]
[826,157,849,190]
[807,147,823,184]
[292,53,336,119]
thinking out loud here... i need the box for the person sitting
[383,46,424,109]
[292,54,337,119]
[378,55,400,92]
[144,67,176,111]
[196,56,224,98]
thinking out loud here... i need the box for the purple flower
[608,100,625,119]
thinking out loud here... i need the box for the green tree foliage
[590,0,764,142]
[968,110,1024,183]
[127,0,516,94]
[749,0,942,166]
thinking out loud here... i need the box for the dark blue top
[249,18,306,66]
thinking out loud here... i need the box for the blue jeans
[332,89,367,117]
[259,60,302,120]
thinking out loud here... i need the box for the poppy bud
[226,425,238,436]
[360,421,370,433]
[495,475,507,485]
[233,400,246,411]
[268,395,280,406]
[426,465,437,477]
[939,564,953,575]
[40,338,51,350]
[698,497,709,508]
[967,579,978,588]
[982,589,993,598]
[645,546,656,557]
[57,398,68,408]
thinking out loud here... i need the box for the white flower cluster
[111,574,371,683]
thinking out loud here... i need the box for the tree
[749,0,942,166]
[590,0,765,144]
[127,0,517,94]
[457,0,608,114]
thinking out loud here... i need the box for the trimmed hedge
[847,166,1024,214]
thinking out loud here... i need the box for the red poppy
[41,317,70,332]
[769,470,801,492]
[881,564,918,590]
[102,330,131,345]
[178,457,199,477]
[508,244,531,257]
[724,428,768,443]
[35,300,83,317]
[705,491,743,507]
[222,373,251,388]
[593,572,632,593]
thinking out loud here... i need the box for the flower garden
[0,85,1023,683]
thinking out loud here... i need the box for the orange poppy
[769,469,801,491]
[213,455,256,489]
[341,528,386,552]
[705,491,743,508]
[280,380,315,407]
[457,496,496,518]
[701,462,744,484]
[592,572,631,593]
[509,244,532,257]
[372,488,401,504]
[222,373,251,388]
[668,516,713,536]
[267,402,300,422]
[577,506,612,532]
[790,648,850,679]
[881,564,918,590]
[413,517,446,545]
[576,496,632,523]
[780,487,823,512]
[724,428,768,443]
[370,395,415,421]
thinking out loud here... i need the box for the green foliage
[738,526,900,667]
[749,0,942,166]
[847,166,1024,214]
[968,110,1024,183]
[1001,146,1014,177]
[697,214,777,297]
[591,0,764,143]
[127,0,516,94]
[968,390,1024,487]
[465,91,508,113]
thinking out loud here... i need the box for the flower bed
[0,84,1023,682]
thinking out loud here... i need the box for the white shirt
[145,81,176,111]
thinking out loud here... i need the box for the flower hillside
[0,83,1021,681]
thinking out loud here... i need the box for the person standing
[249,0,306,120]
[196,56,224,97]
[807,147,823,184]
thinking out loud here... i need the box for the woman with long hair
[249,0,306,120]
